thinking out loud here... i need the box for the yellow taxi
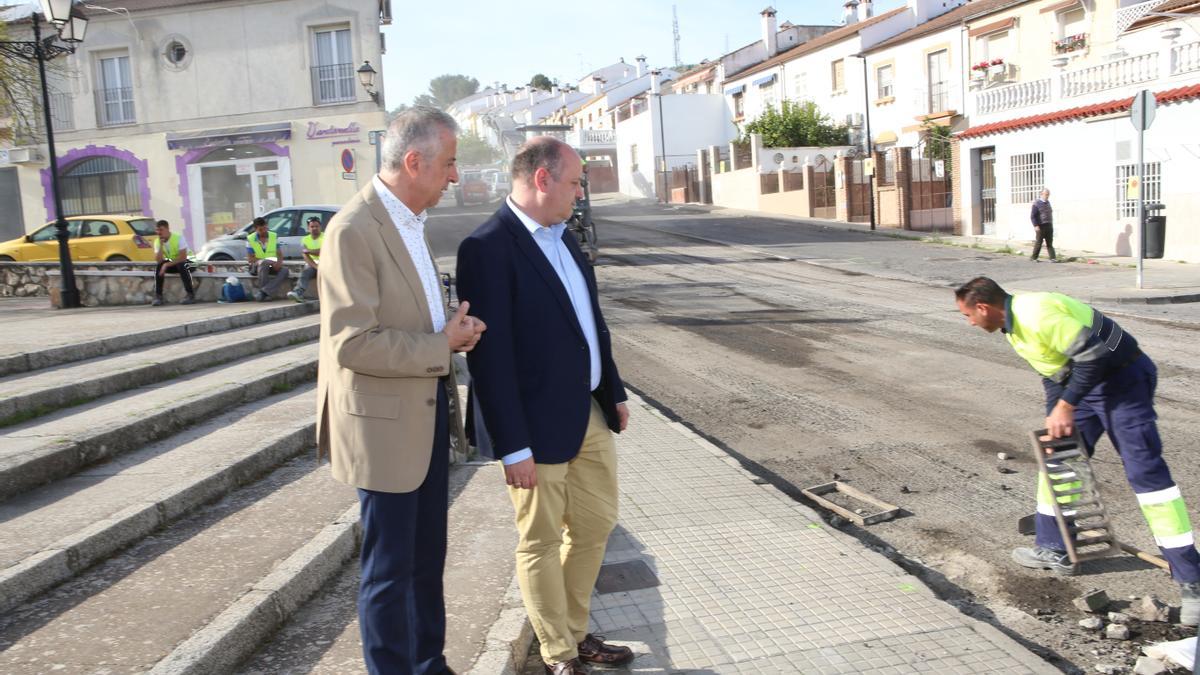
[0,215,159,262]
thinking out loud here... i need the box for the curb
[0,319,319,426]
[0,412,315,615]
[0,301,318,378]
[148,504,361,675]
[1089,292,1200,305]
[0,351,317,502]
[465,577,534,675]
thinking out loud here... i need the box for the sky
[381,0,907,108]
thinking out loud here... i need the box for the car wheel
[0,255,14,262]
[210,253,234,261]
[106,254,130,262]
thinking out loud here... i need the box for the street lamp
[0,1,88,308]
[357,60,379,103]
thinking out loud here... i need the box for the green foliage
[529,73,553,91]
[742,100,850,148]
[920,119,954,179]
[456,131,499,165]
[415,74,480,110]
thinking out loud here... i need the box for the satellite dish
[773,152,785,165]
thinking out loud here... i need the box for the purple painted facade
[174,141,291,248]
[40,145,151,222]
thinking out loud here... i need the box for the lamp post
[0,0,88,308]
[356,60,379,103]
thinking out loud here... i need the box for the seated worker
[152,219,195,306]
[287,216,323,303]
[246,216,290,301]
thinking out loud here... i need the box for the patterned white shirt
[372,175,446,332]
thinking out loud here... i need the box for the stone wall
[1,261,317,308]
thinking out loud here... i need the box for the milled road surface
[426,197,1200,674]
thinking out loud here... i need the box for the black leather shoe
[577,633,633,665]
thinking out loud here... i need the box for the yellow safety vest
[248,231,278,259]
[301,232,324,264]
[154,232,182,261]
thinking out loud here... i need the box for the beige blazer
[317,181,455,493]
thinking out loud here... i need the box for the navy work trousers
[1038,355,1200,583]
[357,384,450,675]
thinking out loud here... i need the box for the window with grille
[58,156,141,216]
[96,54,135,126]
[876,64,894,100]
[1115,162,1161,218]
[1010,152,1044,204]
[926,50,949,114]
[831,59,845,93]
[312,26,354,104]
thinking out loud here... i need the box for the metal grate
[1010,152,1044,204]
[1115,162,1161,218]
[311,63,355,105]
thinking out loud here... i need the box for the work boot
[180,293,196,305]
[151,295,163,307]
[1180,583,1200,625]
[1012,546,1076,575]
[287,290,302,303]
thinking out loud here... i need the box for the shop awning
[724,84,745,96]
[166,122,292,150]
[753,74,777,87]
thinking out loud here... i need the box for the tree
[456,131,499,165]
[0,20,51,144]
[743,100,849,148]
[415,74,479,110]
[387,102,410,122]
[920,118,954,180]
[528,73,553,91]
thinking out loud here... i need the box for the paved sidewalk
[512,392,1055,674]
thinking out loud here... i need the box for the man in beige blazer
[317,107,484,675]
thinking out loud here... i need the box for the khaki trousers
[508,398,618,664]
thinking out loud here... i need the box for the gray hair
[511,136,568,182]
[380,106,459,171]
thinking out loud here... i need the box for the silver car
[194,205,338,261]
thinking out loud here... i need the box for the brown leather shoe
[577,633,634,665]
[544,658,587,674]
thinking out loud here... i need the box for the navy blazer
[456,202,626,464]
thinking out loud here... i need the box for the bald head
[509,136,584,227]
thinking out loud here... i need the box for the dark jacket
[456,202,626,464]
[1031,199,1053,226]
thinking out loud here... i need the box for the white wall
[616,94,737,199]
[867,26,965,147]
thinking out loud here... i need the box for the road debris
[1129,596,1171,623]
[1079,617,1104,630]
[1132,655,1168,675]
[1075,589,1111,613]
[1108,611,1131,624]
[800,481,900,526]
[1105,624,1131,640]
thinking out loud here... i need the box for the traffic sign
[340,148,355,173]
[1130,89,1156,131]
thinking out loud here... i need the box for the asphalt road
[426,197,1200,674]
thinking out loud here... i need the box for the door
[811,155,837,219]
[24,222,82,261]
[980,149,997,236]
[0,167,23,242]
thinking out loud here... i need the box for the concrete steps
[0,342,317,502]
[0,314,319,427]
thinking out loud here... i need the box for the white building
[0,0,390,248]
[955,0,1200,262]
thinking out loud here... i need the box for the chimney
[636,55,648,77]
[760,7,778,59]
[858,0,873,21]
[843,0,859,25]
[592,75,603,93]
[650,69,662,95]
[907,0,932,24]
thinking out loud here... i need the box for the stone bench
[45,262,316,307]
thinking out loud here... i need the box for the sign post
[1130,89,1155,290]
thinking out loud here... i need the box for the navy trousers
[1037,355,1200,582]
[357,385,450,675]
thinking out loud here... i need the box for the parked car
[194,205,338,261]
[487,171,512,201]
[0,215,158,262]
[458,171,490,205]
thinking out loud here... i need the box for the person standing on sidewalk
[955,276,1200,624]
[1030,188,1059,262]
[456,137,633,675]
[151,219,195,306]
[246,217,290,301]
[287,216,323,302]
[318,107,484,675]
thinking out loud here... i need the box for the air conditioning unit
[845,113,864,128]
[4,148,36,163]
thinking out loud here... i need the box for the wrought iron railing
[311,63,355,105]
[95,86,135,127]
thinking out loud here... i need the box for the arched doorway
[59,155,142,216]
[185,144,292,242]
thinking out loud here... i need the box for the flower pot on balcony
[987,63,1006,76]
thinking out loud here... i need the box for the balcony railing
[1061,51,1158,97]
[977,78,1051,115]
[48,92,73,131]
[567,128,616,147]
[1116,0,1167,34]
[1174,41,1200,75]
[311,63,355,105]
[95,87,135,127]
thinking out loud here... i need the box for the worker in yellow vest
[288,216,323,303]
[246,216,290,301]
[152,219,195,306]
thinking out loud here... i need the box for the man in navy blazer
[456,137,632,675]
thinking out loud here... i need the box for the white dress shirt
[372,175,446,332]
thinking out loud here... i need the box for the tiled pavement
[555,392,1058,674]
